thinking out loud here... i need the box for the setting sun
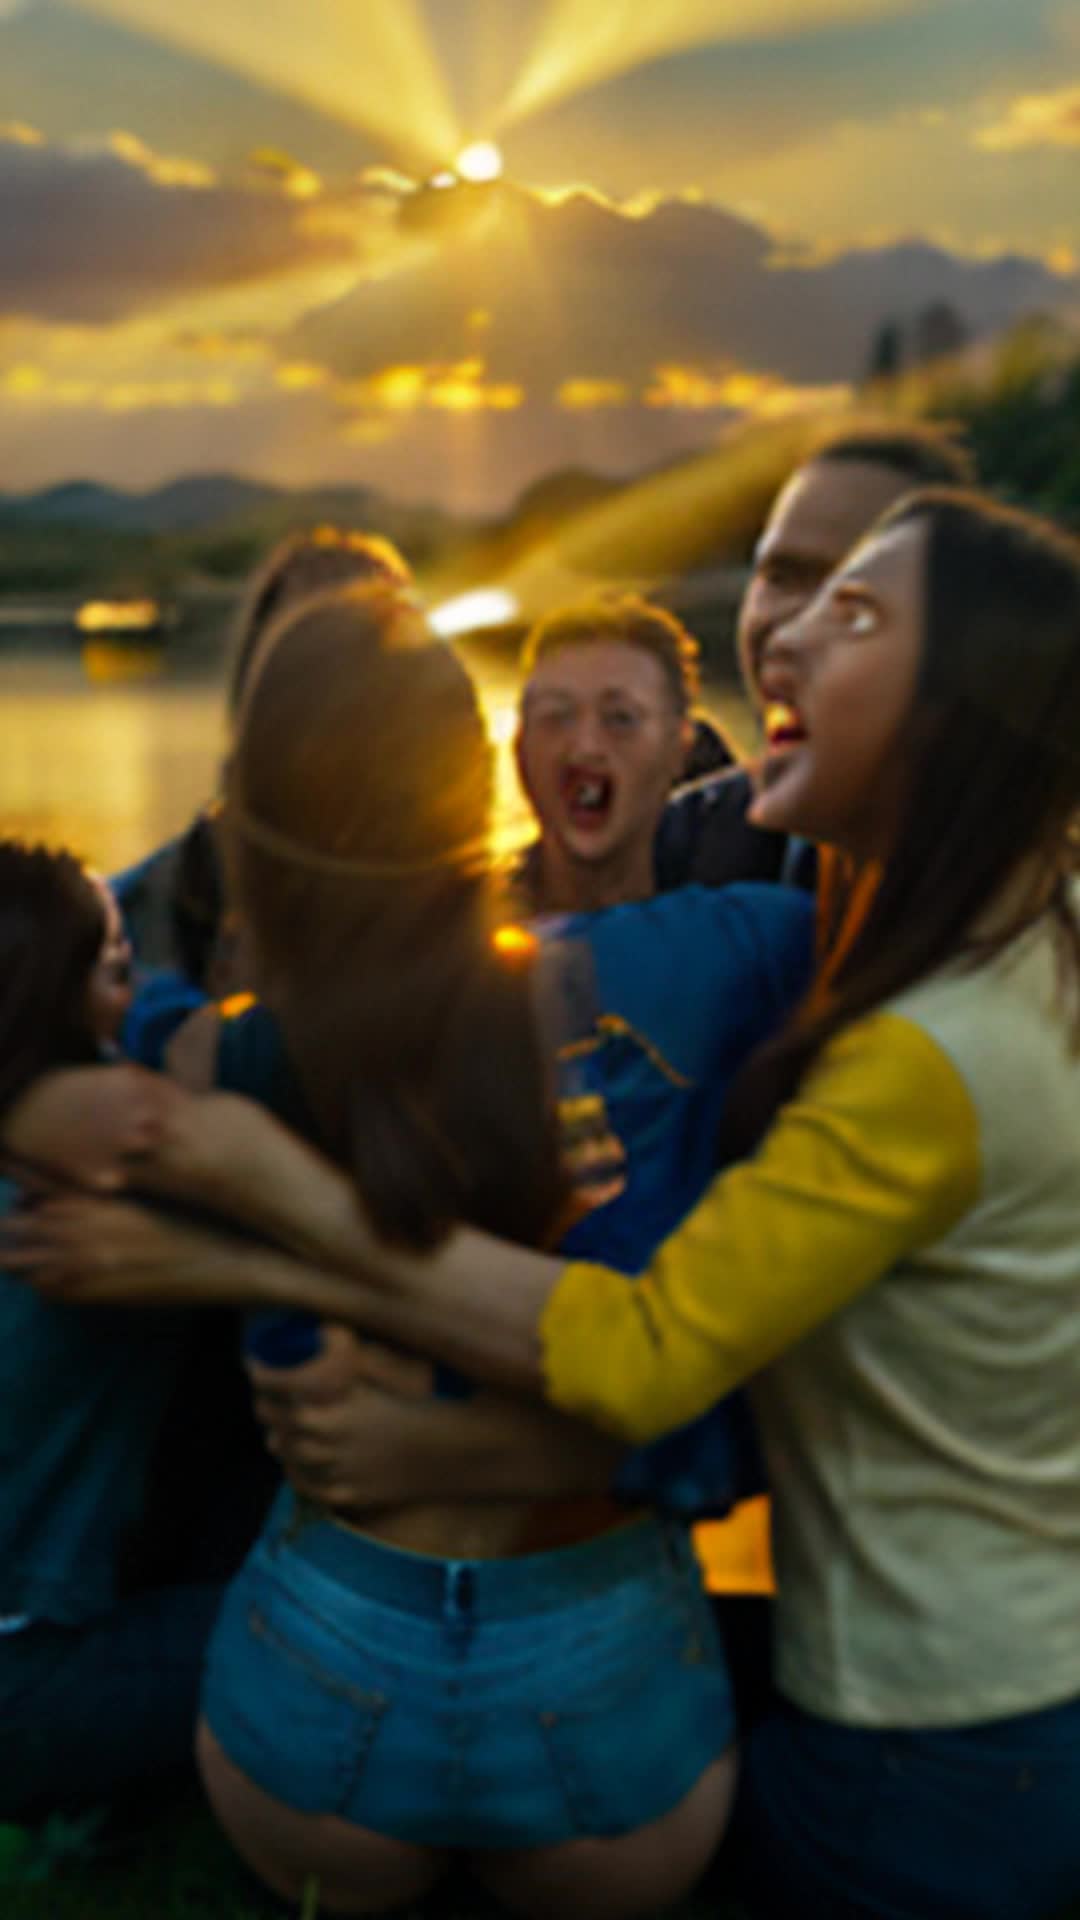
[455,140,503,184]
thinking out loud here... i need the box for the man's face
[737,458,916,712]
[516,641,690,873]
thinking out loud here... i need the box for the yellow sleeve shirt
[539,1011,981,1444]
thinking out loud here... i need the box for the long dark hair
[729,489,1080,1148]
[226,582,566,1251]
[0,841,106,1116]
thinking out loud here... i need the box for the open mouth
[756,701,809,794]
[560,765,615,830]
[763,700,807,750]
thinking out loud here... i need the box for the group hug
[1,419,1079,1920]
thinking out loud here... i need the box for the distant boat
[73,596,167,639]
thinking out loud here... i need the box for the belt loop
[444,1563,476,1625]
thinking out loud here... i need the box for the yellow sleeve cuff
[540,1012,981,1443]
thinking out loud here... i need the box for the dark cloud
[0,129,365,323]
[293,182,1080,391]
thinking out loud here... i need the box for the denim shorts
[201,1489,734,1849]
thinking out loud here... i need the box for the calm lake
[0,616,750,874]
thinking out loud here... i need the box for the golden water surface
[0,633,748,873]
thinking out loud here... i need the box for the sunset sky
[2,0,1078,509]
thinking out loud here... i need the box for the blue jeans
[203,1491,734,1849]
[0,1583,222,1822]
[734,1692,1080,1920]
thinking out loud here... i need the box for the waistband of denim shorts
[262,1488,696,1620]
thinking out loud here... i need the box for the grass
[0,1799,745,1920]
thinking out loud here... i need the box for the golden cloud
[975,86,1080,153]
[274,360,330,390]
[3,363,47,396]
[248,148,324,201]
[171,330,272,362]
[557,378,630,410]
[338,358,524,416]
[107,130,215,188]
[1,359,240,411]
[644,362,849,416]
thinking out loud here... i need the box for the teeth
[764,701,803,744]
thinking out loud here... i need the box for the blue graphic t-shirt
[218,883,814,1520]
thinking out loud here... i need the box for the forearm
[148,1090,363,1266]
[541,1015,983,1443]
[250,1327,623,1514]
[297,1389,622,1511]
[144,1093,565,1393]
[246,1230,557,1396]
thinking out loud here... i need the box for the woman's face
[85,877,134,1044]
[748,518,927,861]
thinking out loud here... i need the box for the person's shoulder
[888,918,1074,1111]
[680,714,738,783]
[111,834,184,903]
[656,766,787,889]
[561,878,808,945]
[214,998,288,1103]
[214,996,313,1128]
[710,880,816,970]
[122,968,208,1070]
[563,885,812,1013]
[666,764,755,822]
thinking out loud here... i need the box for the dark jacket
[655,766,815,893]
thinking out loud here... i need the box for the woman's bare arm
[1,1180,560,1395]
[148,1088,564,1389]
[1,1064,177,1192]
[2,1071,569,1395]
[2,1066,362,1260]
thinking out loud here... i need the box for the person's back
[221,876,814,1556]
[196,583,808,1910]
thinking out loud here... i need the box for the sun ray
[63,0,461,171]
[498,0,934,132]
